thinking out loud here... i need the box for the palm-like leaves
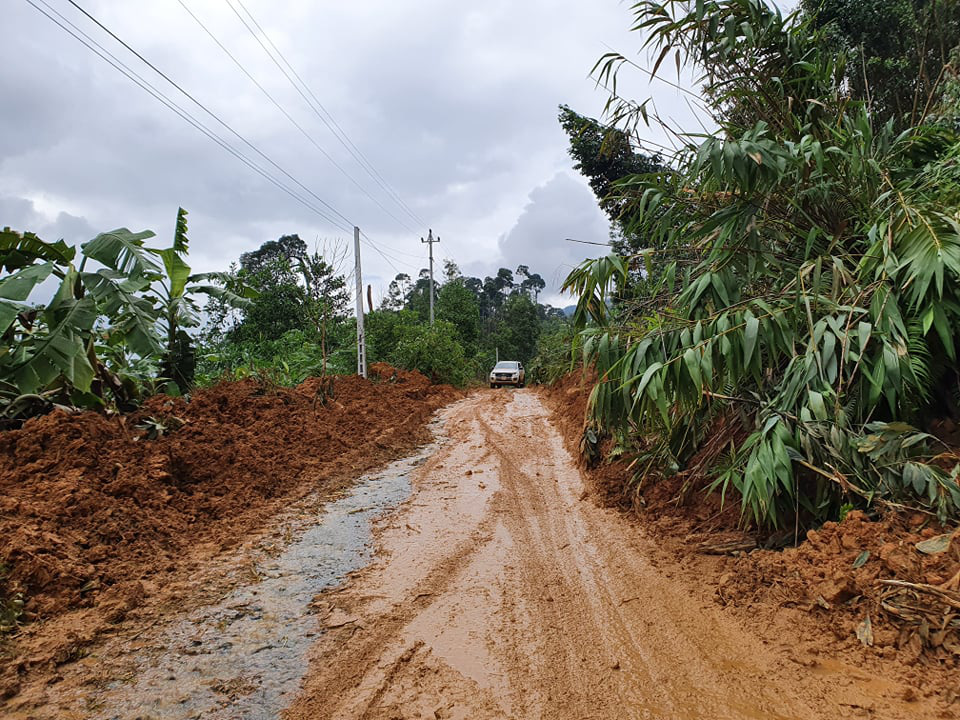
[569,0,960,527]
[0,210,253,417]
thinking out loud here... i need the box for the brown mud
[0,364,458,702]
[542,371,960,710]
[3,377,957,718]
[286,390,947,719]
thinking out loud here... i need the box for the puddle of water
[91,437,440,720]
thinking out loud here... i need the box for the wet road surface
[8,391,940,719]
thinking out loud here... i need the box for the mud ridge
[540,372,960,707]
[0,364,458,702]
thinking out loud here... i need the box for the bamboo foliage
[566,0,960,528]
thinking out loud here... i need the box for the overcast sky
[3,0,700,306]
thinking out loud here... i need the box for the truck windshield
[494,362,518,370]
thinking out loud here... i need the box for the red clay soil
[0,364,457,699]
[541,371,960,702]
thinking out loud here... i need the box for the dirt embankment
[0,364,458,699]
[541,371,960,705]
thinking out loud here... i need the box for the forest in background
[197,232,573,388]
[0,209,574,433]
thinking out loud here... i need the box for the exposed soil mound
[723,512,959,660]
[540,371,745,534]
[0,368,457,697]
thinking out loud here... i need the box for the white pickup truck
[489,361,525,388]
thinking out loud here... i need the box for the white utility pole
[354,226,367,378]
[421,229,439,325]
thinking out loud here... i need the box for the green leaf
[81,270,162,358]
[0,227,75,272]
[633,361,664,398]
[853,550,870,568]
[808,390,827,421]
[0,262,56,335]
[921,306,935,335]
[172,207,189,253]
[157,248,192,299]
[82,228,160,277]
[0,262,54,302]
[743,311,760,367]
[8,271,98,393]
[683,347,702,393]
[932,304,955,360]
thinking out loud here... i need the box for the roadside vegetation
[1,209,572,431]
[0,209,252,429]
[560,0,960,531]
[198,238,573,389]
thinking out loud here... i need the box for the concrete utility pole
[354,226,367,378]
[421,229,439,325]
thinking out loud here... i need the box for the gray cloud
[2,0,697,304]
[459,172,609,306]
[0,195,94,245]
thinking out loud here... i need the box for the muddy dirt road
[288,391,938,720]
[5,389,945,719]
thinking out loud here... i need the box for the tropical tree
[232,235,310,341]
[390,320,470,386]
[801,0,960,129]
[566,0,960,528]
[436,279,482,353]
[559,104,664,253]
[296,244,350,374]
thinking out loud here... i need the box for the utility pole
[354,226,367,378]
[421,229,439,325]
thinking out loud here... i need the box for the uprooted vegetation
[0,364,456,699]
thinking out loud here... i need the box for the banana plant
[0,211,253,424]
[147,208,254,394]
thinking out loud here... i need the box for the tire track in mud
[9,391,944,719]
[286,390,943,720]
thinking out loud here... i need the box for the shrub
[390,321,470,387]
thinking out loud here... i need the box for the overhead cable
[64,0,356,231]
[26,0,352,233]
[228,0,427,229]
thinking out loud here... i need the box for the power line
[360,237,404,278]
[30,0,425,292]
[181,0,434,275]
[565,237,611,246]
[26,0,352,234]
[360,232,424,276]
[64,0,356,232]
[175,0,374,220]
[232,0,428,229]
[221,0,422,237]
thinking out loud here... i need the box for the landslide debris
[0,365,455,698]
[541,371,959,700]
